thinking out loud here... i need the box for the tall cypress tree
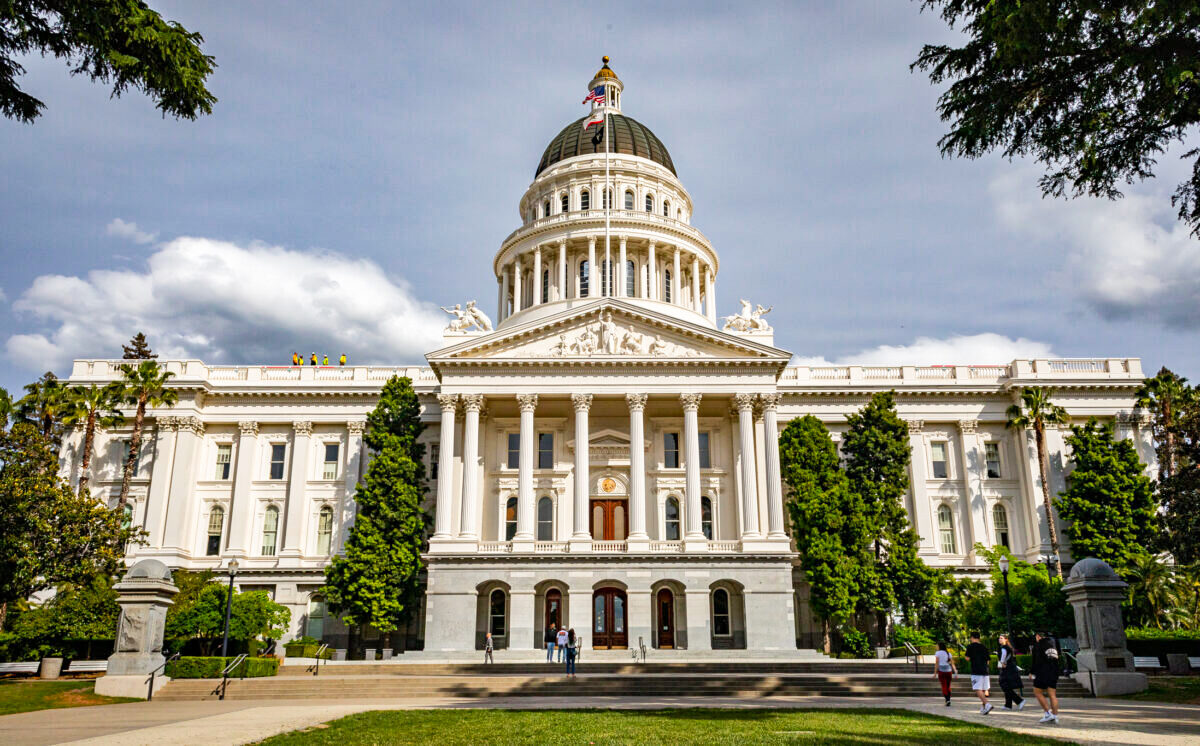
[324,376,428,651]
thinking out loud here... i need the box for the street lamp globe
[228,558,240,576]
[998,556,1009,574]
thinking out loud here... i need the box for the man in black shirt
[965,632,993,714]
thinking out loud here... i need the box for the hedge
[283,642,333,659]
[165,656,280,679]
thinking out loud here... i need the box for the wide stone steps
[275,661,921,676]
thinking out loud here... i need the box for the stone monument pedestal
[1063,557,1147,696]
[95,559,179,700]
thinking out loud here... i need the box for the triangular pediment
[426,300,790,365]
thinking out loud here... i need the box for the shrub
[892,625,935,648]
[839,628,871,659]
[165,656,279,679]
[1124,628,1200,640]
[1123,629,1200,659]
[283,642,332,659]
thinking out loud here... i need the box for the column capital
[679,393,702,412]
[180,416,205,436]
[957,419,979,434]
[732,393,756,412]
[618,234,628,246]
[907,420,925,434]
[587,235,596,248]
[558,238,567,248]
[758,392,781,411]
[571,393,593,412]
[625,393,648,411]
[517,393,539,412]
[346,420,366,435]
[156,416,181,432]
[292,420,313,436]
[648,239,657,251]
[436,393,459,410]
[237,420,259,437]
[461,394,485,412]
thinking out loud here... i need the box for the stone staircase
[154,660,1090,701]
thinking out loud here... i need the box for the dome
[535,113,676,178]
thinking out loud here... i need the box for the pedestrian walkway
[1,696,1195,745]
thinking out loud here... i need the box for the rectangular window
[214,444,232,480]
[985,442,1002,479]
[507,432,520,469]
[322,443,339,480]
[930,441,948,479]
[698,432,711,469]
[430,444,440,481]
[269,444,287,480]
[537,433,553,470]
[664,432,680,469]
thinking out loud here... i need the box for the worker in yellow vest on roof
[339,353,346,366]
[323,354,329,366]
[310,352,317,366]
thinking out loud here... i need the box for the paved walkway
[1,696,1196,745]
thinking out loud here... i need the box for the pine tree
[1057,419,1157,575]
[323,376,428,652]
[122,332,157,360]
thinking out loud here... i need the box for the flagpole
[604,104,611,298]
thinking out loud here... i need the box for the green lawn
[258,708,1067,745]
[0,680,138,716]
[1112,676,1200,705]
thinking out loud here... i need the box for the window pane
[507,432,520,469]
[625,260,635,295]
[664,270,672,302]
[645,194,653,212]
[538,433,553,469]
[505,497,517,541]
[985,442,1001,478]
[624,191,633,209]
[594,595,606,632]
[581,190,590,210]
[614,595,625,632]
[614,505,625,540]
[208,507,225,534]
[561,194,569,212]
[664,433,679,469]
[665,498,680,540]
[698,432,711,469]
[317,507,333,554]
[701,497,713,540]
[215,444,232,480]
[206,535,221,556]
[270,444,287,480]
[323,443,339,480]
[430,444,440,480]
[930,441,947,479]
[537,497,553,541]
[262,507,279,555]
[580,260,589,296]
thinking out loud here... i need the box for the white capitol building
[64,60,1152,656]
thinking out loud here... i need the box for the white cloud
[793,332,1056,367]
[105,218,158,245]
[990,170,1200,328]
[7,236,446,372]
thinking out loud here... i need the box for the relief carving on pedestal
[546,311,698,357]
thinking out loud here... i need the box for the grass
[0,679,138,716]
[1112,676,1200,705]
[257,708,1067,745]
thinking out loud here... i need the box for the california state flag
[583,110,604,130]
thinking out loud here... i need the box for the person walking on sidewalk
[565,628,577,678]
[997,634,1025,711]
[555,626,568,663]
[1032,631,1061,724]
[933,641,957,706]
[545,623,557,662]
[483,632,494,664]
[965,632,994,714]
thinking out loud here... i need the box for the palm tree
[62,383,126,495]
[1135,367,1193,481]
[1006,387,1069,579]
[1124,552,1176,629]
[16,371,67,445]
[0,386,12,429]
[117,361,178,511]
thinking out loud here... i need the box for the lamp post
[220,558,240,658]
[999,555,1012,641]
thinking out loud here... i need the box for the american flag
[582,85,605,105]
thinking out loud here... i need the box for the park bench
[65,660,107,674]
[0,662,39,676]
[1188,657,1200,671]
[1133,656,1164,672]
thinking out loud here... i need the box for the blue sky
[2,1,1197,395]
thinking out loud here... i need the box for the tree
[15,372,66,447]
[0,423,139,630]
[1056,418,1157,574]
[323,376,428,651]
[964,545,1074,640]
[122,332,157,360]
[62,383,126,495]
[1124,552,1177,629]
[8,576,119,658]
[1,1,217,123]
[0,386,12,430]
[780,415,861,652]
[1136,368,1193,481]
[914,2,1200,235]
[1007,387,1069,578]
[164,583,290,654]
[116,360,177,511]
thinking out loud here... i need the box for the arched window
[992,504,1010,548]
[489,588,507,636]
[542,269,550,304]
[537,496,553,541]
[701,496,713,540]
[262,505,279,556]
[663,199,670,217]
[206,505,224,556]
[663,269,672,303]
[937,504,956,554]
[306,596,327,640]
[665,497,681,541]
[625,259,636,296]
[601,259,613,296]
[543,200,550,218]
[561,193,569,213]
[624,190,634,210]
[505,497,518,541]
[580,189,590,211]
[579,259,590,297]
[316,505,334,555]
[645,193,654,212]
[603,188,612,209]
[712,588,731,636]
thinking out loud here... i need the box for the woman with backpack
[997,634,1024,710]
[933,641,957,706]
[564,628,577,678]
[1031,631,1060,723]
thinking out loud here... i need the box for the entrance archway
[656,588,675,648]
[592,587,628,648]
[545,588,562,632]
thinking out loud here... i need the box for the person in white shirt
[556,627,568,664]
[933,641,957,706]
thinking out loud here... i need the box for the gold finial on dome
[593,55,618,80]
[603,55,609,64]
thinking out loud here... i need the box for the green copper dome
[536,114,676,178]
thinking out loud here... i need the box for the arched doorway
[592,587,627,649]
[545,588,562,632]
[656,588,675,648]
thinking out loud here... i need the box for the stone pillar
[458,395,484,541]
[648,241,657,301]
[143,418,179,547]
[161,417,203,554]
[1063,558,1148,695]
[626,394,649,547]
[681,393,706,547]
[672,248,681,305]
[691,255,700,311]
[705,267,715,322]
[225,421,259,558]
[338,420,365,553]
[744,590,797,650]
[499,265,509,321]
[281,421,312,557]
[514,394,538,547]
[587,237,597,298]
[618,235,628,297]
[432,395,457,540]
[760,393,788,540]
[532,248,542,306]
[907,421,937,555]
[627,586,653,652]
[95,560,178,699]
[513,257,523,313]
[509,588,536,650]
[568,587,593,648]
[958,420,989,561]
[733,394,760,539]
[557,239,567,301]
[571,394,593,549]
[684,588,712,651]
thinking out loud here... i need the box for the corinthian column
[587,237,597,298]
[532,248,542,306]
[626,394,649,546]
[458,395,484,540]
[514,394,538,546]
[226,420,259,558]
[281,420,312,557]
[760,393,788,540]
[432,394,457,540]
[513,258,523,313]
[648,241,657,300]
[571,394,593,548]
[680,393,706,547]
[618,235,628,297]
[672,247,681,304]
[733,394,760,539]
[557,239,566,301]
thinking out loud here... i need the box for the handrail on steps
[145,651,181,701]
[216,653,249,701]
[308,644,330,676]
[903,641,920,673]
[1060,650,1092,695]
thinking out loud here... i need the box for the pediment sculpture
[547,310,698,357]
[722,298,772,333]
[442,300,493,332]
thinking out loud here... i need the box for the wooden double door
[590,499,628,541]
[656,588,676,648]
[592,588,627,649]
